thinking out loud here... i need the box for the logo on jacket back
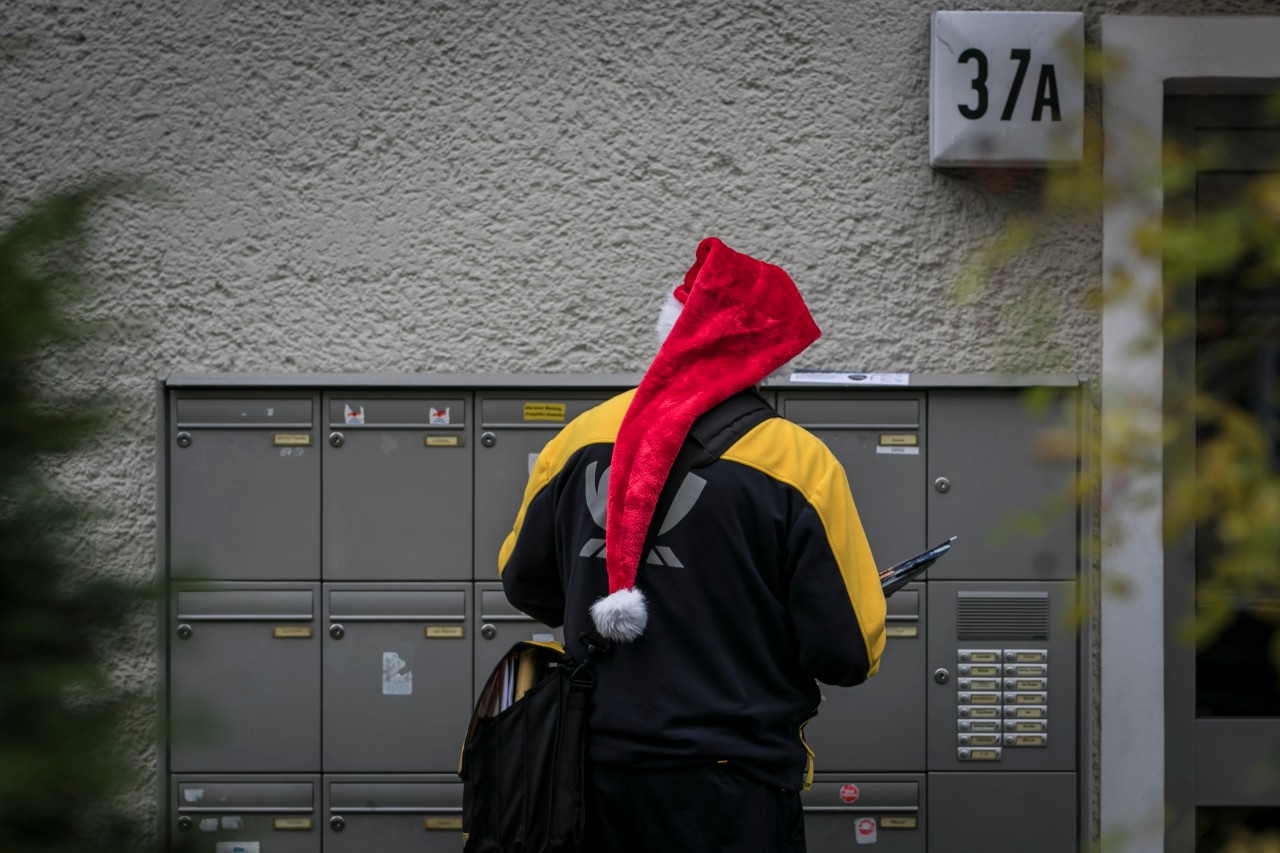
[578,461,705,567]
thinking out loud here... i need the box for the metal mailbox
[928,772,1076,853]
[473,393,611,580]
[169,393,320,581]
[170,775,319,853]
[474,582,563,697]
[323,775,463,853]
[805,584,927,772]
[777,393,927,573]
[322,394,472,581]
[926,390,1078,581]
[169,584,320,773]
[322,584,472,772]
[803,774,926,852]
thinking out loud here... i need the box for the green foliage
[0,186,146,853]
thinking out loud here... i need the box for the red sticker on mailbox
[855,817,878,844]
[839,784,860,804]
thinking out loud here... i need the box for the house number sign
[930,11,1084,167]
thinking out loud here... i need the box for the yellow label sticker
[967,735,1000,746]
[274,817,313,831]
[273,433,312,446]
[1015,651,1047,662]
[969,666,999,677]
[426,626,464,639]
[879,434,918,446]
[1014,693,1046,704]
[1015,680,1045,690]
[881,816,918,829]
[968,652,1000,663]
[968,707,999,718]
[273,626,313,639]
[1015,721,1046,732]
[969,694,1000,704]
[1015,735,1047,746]
[969,749,1001,760]
[426,816,463,830]
[523,402,567,422]
[885,624,918,638]
[1015,707,1046,718]
[425,435,461,447]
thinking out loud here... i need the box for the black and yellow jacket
[499,388,886,791]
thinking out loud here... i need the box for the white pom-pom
[654,287,684,349]
[590,587,649,643]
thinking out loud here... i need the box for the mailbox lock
[329,431,345,448]
[177,816,193,832]
[176,623,193,640]
[934,667,951,684]
[329,624,345,640]
[176,431,192,448]
[330,816,346,832]
[481,623,498,640]
[934,476,951,493]
[480,431,497,448]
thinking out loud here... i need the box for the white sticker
[855,816,878,844]
[531,632,555,643]
[216,844,259,853]
[789,372,909,386]
[429,406,451,425]
[221,816,243,830]
[876,446,921,455]
[199,818,219,832]
[528,453,539,476]
[344,403,365,425]
[382,652,413,695]
[183,788,204,803]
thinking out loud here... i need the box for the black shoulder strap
[645,388,777,556]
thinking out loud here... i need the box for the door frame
[1101,15,1280,853]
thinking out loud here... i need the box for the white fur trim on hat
[590,587,649,643]
[654,286,684,349]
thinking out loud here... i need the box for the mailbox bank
[159,373,1094,852]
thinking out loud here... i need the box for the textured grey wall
[2,0,1274,835]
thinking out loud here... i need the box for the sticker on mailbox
[855,817,878,844]
[383,652,412,695]
[839,784,860,804]
[430,406,451,425]
[523,402,566,422]
[344,404,365,425]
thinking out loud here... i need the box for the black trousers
[585,763,807,853]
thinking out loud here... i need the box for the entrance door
[1164,90,1280,850]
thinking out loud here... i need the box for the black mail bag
[459,640,594,853]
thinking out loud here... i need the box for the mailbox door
[474,393,611,580]
[169,585,320,772]
[323,775,463,853]
[171,775,319,853]
[322,585,472,772]
[777,393,927,572]
[169,394,320,581]
[322,394,472,581]
[927,581,1077,772]
[928,772,1076,853]
[802,775,926,853]
[473,582,563,698]
[926,389,1078,581]
[803,585,926,772]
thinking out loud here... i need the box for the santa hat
[590,237,820,642]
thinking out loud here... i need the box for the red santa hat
[590,237,821,642]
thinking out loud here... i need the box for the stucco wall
[2,0,1275,837]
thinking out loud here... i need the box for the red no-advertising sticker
[839,784,860,804]
[855,817,878,844]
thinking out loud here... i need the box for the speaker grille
[956,592,1049,640]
